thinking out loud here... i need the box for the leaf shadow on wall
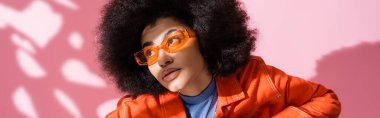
[311,41,380,118]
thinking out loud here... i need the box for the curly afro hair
[98,0,256,98]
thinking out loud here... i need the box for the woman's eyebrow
[164,29,178,38]
[142,29,178,48]
[142,42,153,48]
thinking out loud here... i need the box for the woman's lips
[162,69,181,82]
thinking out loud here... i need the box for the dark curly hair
[98,0,256,98]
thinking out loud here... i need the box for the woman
[98,0,341,117]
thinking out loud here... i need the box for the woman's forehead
[141,18,184,44]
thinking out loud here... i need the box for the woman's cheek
[148,65,160,79]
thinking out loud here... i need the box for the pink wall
[245,0,380,117]
[1,0,379,117]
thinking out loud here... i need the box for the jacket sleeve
[268,66,341,118]
[106,110,119,118]
[105,97,132,118]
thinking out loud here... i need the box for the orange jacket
[106,56,341,118]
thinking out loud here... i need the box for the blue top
[179,79,218,118]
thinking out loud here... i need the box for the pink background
[1,0,379,117]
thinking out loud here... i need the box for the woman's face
[140,17,211,95]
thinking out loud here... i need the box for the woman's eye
[145,49,154,57]
[167,37,182,47]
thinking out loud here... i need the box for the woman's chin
[167,85,181,92]
[166,82,185,93]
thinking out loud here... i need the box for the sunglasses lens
[166,31,186,51]
[135,28,194,66]
[136,51,147,64]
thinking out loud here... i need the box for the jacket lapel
[214,57,282,117]
[159,92,187,118]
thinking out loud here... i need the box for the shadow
[311,41,380,118]
[1,0,122,117]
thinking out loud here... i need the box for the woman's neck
[178,65,212,96]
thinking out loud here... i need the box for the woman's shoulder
[106,92,184,117]
[116,94,153,106]
[236,55,277,79]
[235,55,291,90]
[105,94,157,118]
[237,55,288,78]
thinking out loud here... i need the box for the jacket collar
[157,75,245,117]
[158,56,282,117]
[215,74,246,107]
[159,92,188,118]
[157,76,246,118]
[213,57,282,117]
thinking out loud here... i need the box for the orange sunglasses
[134,27,196,66]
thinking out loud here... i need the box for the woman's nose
[157,49,174,68]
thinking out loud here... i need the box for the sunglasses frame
[134,27,196,66]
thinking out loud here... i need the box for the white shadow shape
[54,89,81,118]
[0,16,5,28]
[68,32,83,50]
[97,98,119,118]
[16,49,46,78]
[11,33,36,54]
[53,0,79,10]
[0,3,8,28]
[0,1,62,48]
[61,59,106,88]
[13,86,39,118]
